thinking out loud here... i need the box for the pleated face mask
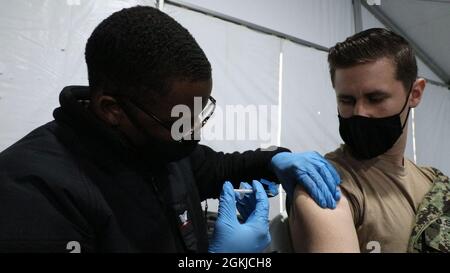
[338,85,412,160]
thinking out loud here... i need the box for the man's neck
[382,130,407,167]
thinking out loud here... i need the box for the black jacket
[0,86,288,253]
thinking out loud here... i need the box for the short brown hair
[328,28,417,91]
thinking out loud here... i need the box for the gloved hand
[208,181,271,253]
[235,179,278,221]
[235,182,255,222]
[270,151,341,209]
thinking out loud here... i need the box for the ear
[409,78,426,108]
[92,95,124,126]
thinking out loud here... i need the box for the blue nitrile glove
[270,151,341,209]
[209,181,271,253]
[235,182,254,222]
[235,179,278,221]
[260,178,279,197]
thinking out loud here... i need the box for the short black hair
[85,6,211,100]
[328,28,417,91]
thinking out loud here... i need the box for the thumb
[235,182,252,200]
[217,181,239,224]
[248,180,269,221]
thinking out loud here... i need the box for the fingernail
[335,189,341,200]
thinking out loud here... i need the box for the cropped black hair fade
[328,28,417,92]
[85,6,211,100]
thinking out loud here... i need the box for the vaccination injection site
[0,0,449,266]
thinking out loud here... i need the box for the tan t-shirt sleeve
[418,166,439,182]
[334,165,365,227]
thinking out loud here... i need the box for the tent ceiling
[167,0,450,85]
[365,0,450,84]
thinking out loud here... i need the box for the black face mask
[117,99,199,164]
[338,87,412,160]
[138,135,199,164]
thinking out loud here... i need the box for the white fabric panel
[361,5,385,29]
[172,0,354,48]
[280,40,341,155]
[165,4,281,153]
[165,4,282,218]
[417,58,443,83]
[415,85,450,175]
[0,0,155,152]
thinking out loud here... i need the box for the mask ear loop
[400,80,416,130]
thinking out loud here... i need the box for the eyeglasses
[116,95,216,142]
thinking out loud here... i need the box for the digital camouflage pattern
[408,168,450,253]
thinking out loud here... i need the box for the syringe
[234,188,276,197]
[233,189,253,194]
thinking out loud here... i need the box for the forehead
[167,79,213,102]
[334,57,401,96]
[144,79,212,114]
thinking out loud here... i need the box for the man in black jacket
[0,6,340,252]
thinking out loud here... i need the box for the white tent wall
[164,1,354,217]
[280,41,341,154]
[279,41,343,213]
[164,4,281,154]
[0,0,156,152]
[415,85,450,175]
[166,0,355,48]
[164,4,282,218]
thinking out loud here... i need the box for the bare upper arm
[289,185,360,253]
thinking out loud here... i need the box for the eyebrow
[337,90,391,98]
[337,94,354,99]
[365,90,390,97]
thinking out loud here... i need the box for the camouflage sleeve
[408,168,450,253]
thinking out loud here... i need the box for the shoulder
[325,145,365,225]
[408,165,450,253]
[325,146,364,192]
[0,121,69,169]
[290,186,360,252]
[324,145,345,162]
[0,121,108,226]
[325,145,357,179]
[406,159,440,183]
[0,121,84,185]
